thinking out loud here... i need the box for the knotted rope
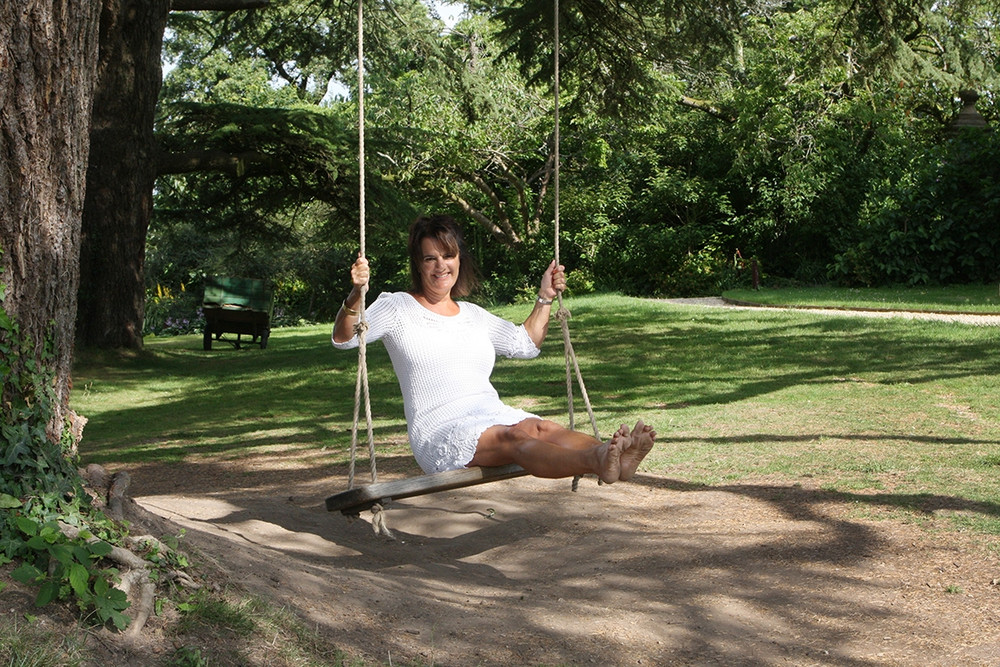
[347,0,392,539]
[348,0,375,492]
[552,0,600,489]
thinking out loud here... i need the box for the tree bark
[0,0,102,442]
[77,0,170,349]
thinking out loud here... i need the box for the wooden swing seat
[325,463,527,514]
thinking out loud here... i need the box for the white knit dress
[332,292,541,474]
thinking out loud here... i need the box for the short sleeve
[472,304,540,359]
[330,292,398,350]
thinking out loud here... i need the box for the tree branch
[457,169,521,243]
[156,149,277,176]
[170,0,269,11]
[442,189,513,243]
[677,96,736,123]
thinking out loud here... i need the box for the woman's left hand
[539,260,566,301]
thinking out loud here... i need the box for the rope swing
[336,0,599,534]
[551,0,602,483]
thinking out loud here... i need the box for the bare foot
[619,420,656,482]
[598,424,629,484]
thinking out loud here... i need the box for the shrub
[830,130,1000,286]
[144,284,204,336]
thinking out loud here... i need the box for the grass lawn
[725,284,1000,313]
[72,292,1000,547]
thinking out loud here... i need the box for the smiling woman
[331,214,655,483]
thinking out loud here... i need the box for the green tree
[77,0,340,349]
[372,13,558,247]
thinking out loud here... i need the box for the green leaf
[72,545,92,562]
[35,580,60,607]
[68,563,91,599]
[25,536,49,551]
[88,541,113,558]
[0,494,21,509]
[15,515,39,536]
[106,609,131,631]
[48,544,75,566]
[10,562,42,584]
[93,586,131,630]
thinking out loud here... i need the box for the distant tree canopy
[134,0,1000,337]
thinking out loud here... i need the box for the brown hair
[407,215,479,298]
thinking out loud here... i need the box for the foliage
[6,515,130,630]
[475,0,739,117]
[147,0,1000,307]
[0,274,132,628]
[369,11,559,248]
[144,283,205,337]
[156,0,422,318]
[830,129,1000,285]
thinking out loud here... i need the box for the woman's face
[417,236,460,299]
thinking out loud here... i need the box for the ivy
[0,250,132,629]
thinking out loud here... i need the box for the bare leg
[619,420,656,482]
[470,422,629,484]
[518,418,603,451]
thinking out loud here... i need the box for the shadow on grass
[76,301,1000,465]
[631,474,1000,521]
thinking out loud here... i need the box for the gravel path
[662,296,1000,326]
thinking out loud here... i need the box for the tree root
[74,463,201,635]
[117,569,156,638]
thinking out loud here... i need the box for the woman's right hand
[350,255,370,288]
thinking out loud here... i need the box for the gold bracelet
[341,300,360,316]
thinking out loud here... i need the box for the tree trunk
[76,0,170,349]
[0,0,102,443]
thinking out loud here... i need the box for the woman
[332,214,655,483]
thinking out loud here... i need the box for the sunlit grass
[725,284,1000,312]
[0,612,89,667]
[73,292,1000,539]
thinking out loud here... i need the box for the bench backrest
[203,276,273,313]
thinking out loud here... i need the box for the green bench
[202,276,273,350]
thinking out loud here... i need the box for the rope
[370,503,395,539]
[348,0,377,492]
[552,0,600,491]
[346,0,600,521]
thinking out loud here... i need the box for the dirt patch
[50,451,995,667]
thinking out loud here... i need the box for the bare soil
[54,450,1000,667]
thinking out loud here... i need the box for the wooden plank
[325,464,528,514]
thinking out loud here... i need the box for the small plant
[144,283,205,336]
[168,645,212,667]
[1,268,132,630]
[0,613,89,666]
[5,512,130,629]
[944,584,963,594]
[176,593,258,637]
